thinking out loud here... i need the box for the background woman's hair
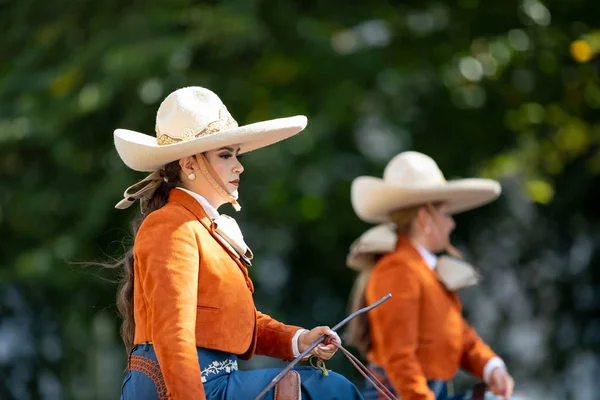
[344,205,421,357]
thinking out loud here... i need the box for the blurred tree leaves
[1,0,600,398]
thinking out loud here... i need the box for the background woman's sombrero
[351,152,501,224]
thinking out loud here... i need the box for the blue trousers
[363,364,524,400]
[120,343,363,400]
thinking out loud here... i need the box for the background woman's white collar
[414,244,438,270]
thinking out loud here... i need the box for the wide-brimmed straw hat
[114,86,307,171]
[351,152,501,224]
[346,224,397,270]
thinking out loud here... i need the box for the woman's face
[427,203,456,252]
[204,145,244,198]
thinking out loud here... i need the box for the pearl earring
[188,172,196,181]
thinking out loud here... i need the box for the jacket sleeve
[460,321,498,380]
[367,259,435,400]
[135,213,205,400]
[254,311,301,360]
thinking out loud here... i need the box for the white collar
[414,244,438,270]
[174,187,253,265]
[175,187,220,220]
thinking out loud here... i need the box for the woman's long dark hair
[110,161,182,354]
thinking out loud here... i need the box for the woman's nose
[234,158,244,174]
[449,217,456,230]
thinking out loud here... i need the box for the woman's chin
[230,188,239,199]
[431,243,447,254]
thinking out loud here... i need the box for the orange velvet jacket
[365,236,498,400]
[132,189,300,399]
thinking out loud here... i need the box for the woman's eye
[219,154,232,160]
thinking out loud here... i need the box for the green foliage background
[1,0,599,398]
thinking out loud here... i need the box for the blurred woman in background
[345,151,523,400]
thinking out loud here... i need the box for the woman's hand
[298,326,341,360]
[488,368,515,400]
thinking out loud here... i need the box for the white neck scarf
[176,187,253,266]
[413,242,480,291]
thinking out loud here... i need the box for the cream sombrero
[114,86,307,172]
[346,224,397,270]
[351,152,501,224]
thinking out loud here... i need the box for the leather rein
[254,294,400,400]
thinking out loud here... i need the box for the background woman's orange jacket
[133,189,300,399]
[366,236,497,400]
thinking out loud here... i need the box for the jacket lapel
[395,236,461,308]
[167,189,255,292]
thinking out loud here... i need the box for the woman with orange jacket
[111,86,363,400]
[345,151,523,400]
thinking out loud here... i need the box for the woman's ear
[415,206,429,230]
[179,156,196,174]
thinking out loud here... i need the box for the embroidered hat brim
[114,115,307,172]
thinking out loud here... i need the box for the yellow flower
[570,40,593,63]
